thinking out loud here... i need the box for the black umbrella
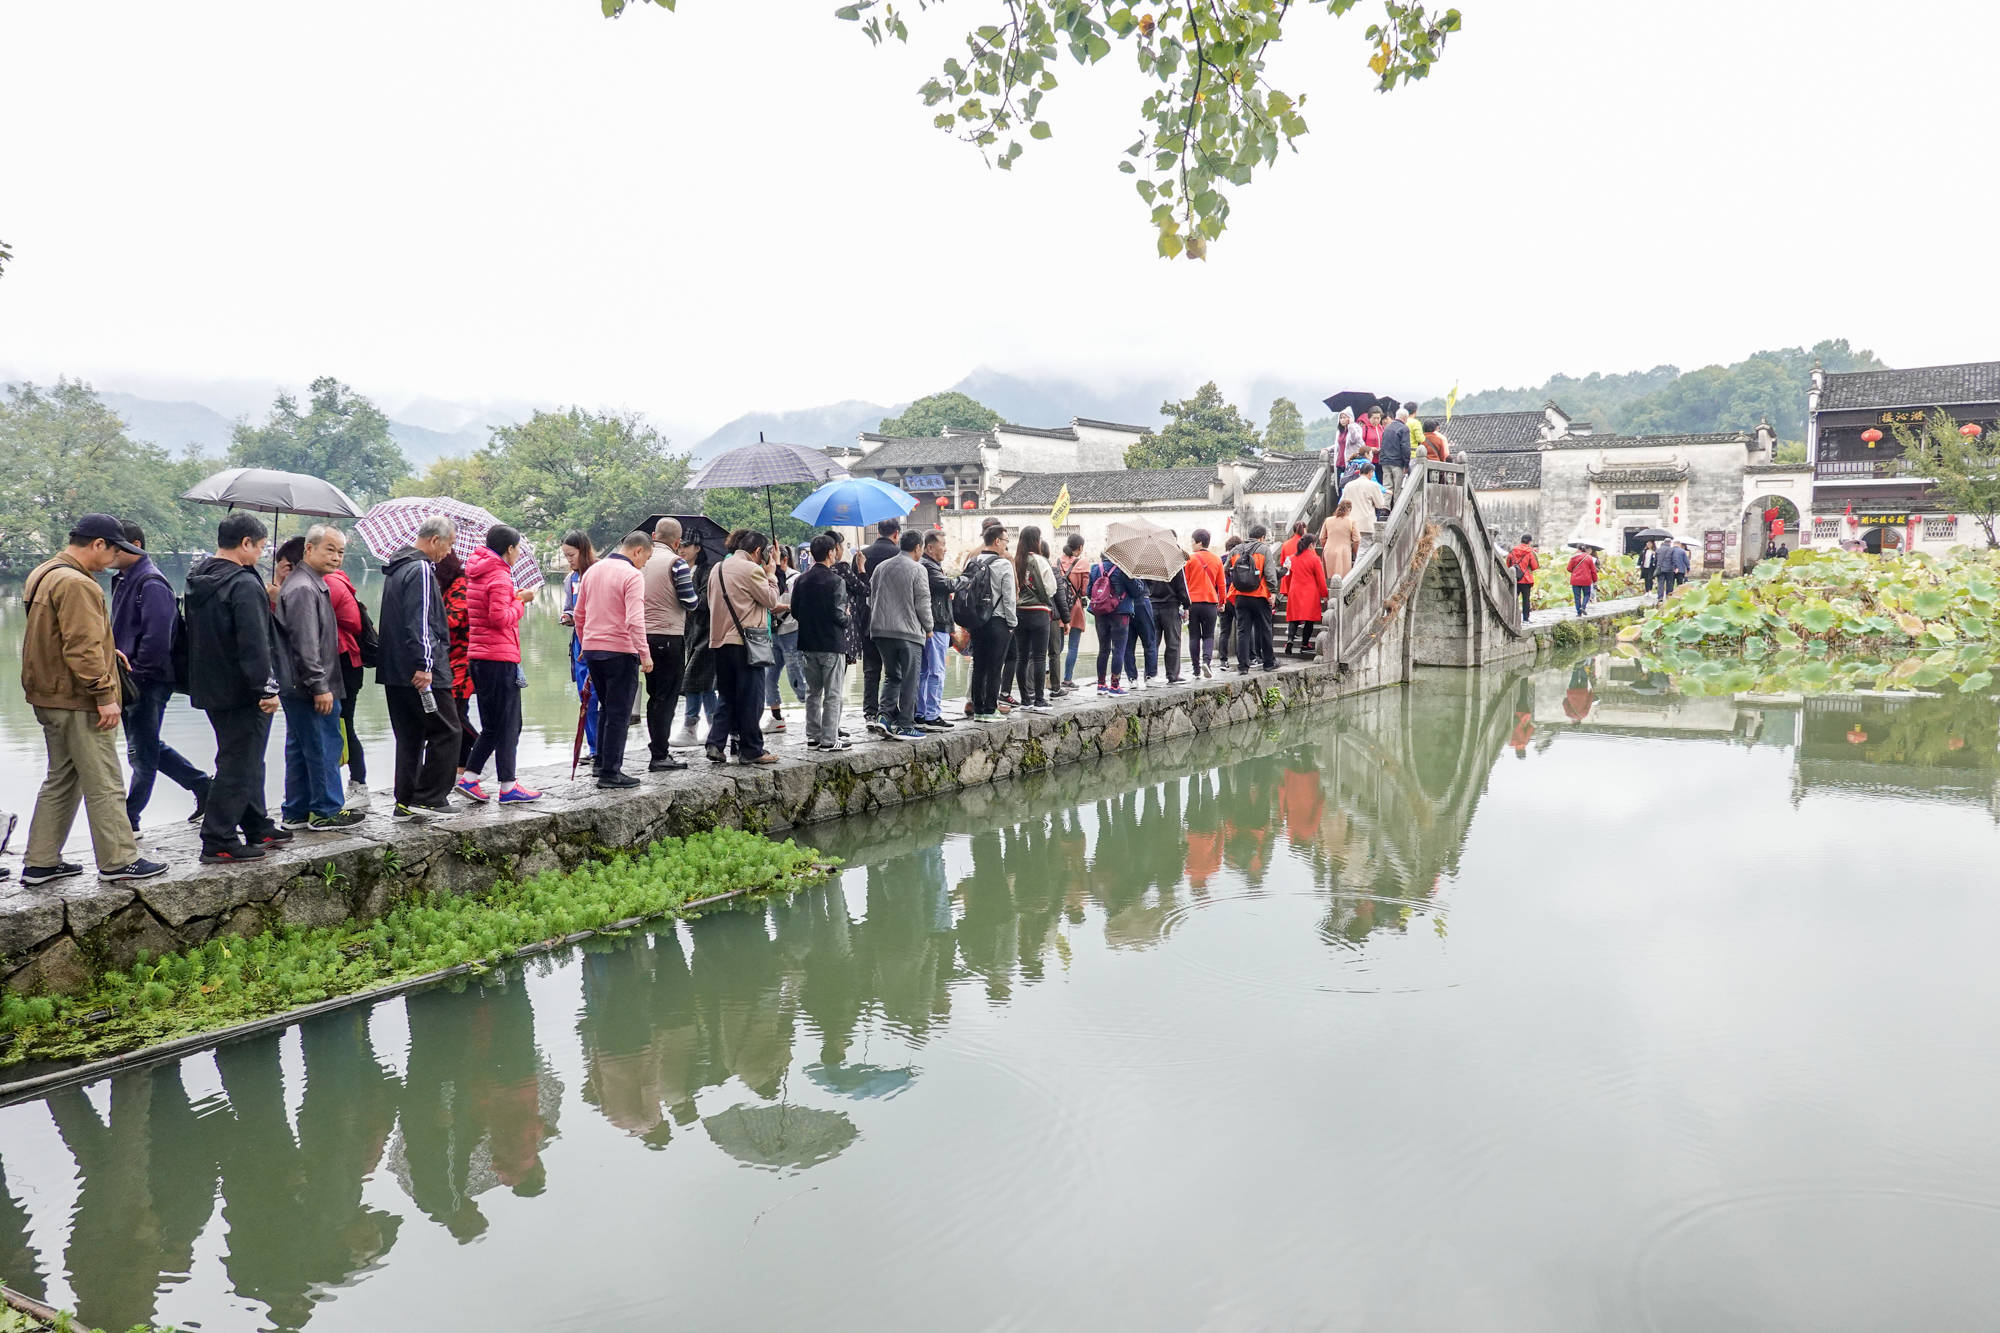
[1321,390,1380,416]
[1633,527,1673,542]
[1375,394,1404,415]
[643,513,729,564]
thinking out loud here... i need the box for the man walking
[1225,524,1280,672]
[109,521,211,831]
[575,530,654,787]
[919,532,956,729]
[1338,467,1388,546]
[857,518,901,720]
[869,530,932,741]
[642,518,698,773]
[275,526,363,831]
[1379,404,1415,500]
[19,515,167,884]
[1506,535,1539,621]
[793,533,851,750]
[377,516,462,820]
[186,512,288,863]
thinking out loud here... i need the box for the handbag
[721,570,776,667]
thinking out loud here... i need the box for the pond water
[5,658,2000,1330]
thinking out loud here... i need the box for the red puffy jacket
[466,546,526,663]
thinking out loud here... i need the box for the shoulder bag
[721,567,776,667]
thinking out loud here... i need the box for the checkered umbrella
[689,437,846,535]
[354,496,545,590]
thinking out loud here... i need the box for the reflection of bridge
[0,670,1538,1332]
[1290,459,1538,686]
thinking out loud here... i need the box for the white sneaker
[674,723,700,747]
[1131,675,1147,691]
[345,778,371,806]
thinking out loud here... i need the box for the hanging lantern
[1962,422,1984,438]
[935,495,949,506]
[959,497,977,510]
[1861,428,1883,447]
[1949,737,1966,752]
[1846,727,1868,745]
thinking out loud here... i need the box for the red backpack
[1088,564,1122,615]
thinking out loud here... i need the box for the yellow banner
[1050,483,1072,530]
[1445,383,1460,423]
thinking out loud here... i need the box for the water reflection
[8,657,2000,1329]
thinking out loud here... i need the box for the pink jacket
[466,547,525,663]
[573,554,649,661]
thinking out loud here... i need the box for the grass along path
[0,829,837,1071]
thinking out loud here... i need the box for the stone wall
[2,661,1354,997]
[1539,441,1752,571]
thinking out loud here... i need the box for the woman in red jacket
[1284,533,1329,655]
[1567,545,1599,618]
[459,525,541,803]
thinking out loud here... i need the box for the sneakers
[705,746,727,764]
[831,737,854,751]
[747,753,779,766]
[188,776,212,824]
[498,785,543,804]
[881,727,907,742]
[1103,684,1127,696]
[598,772,640,789]
[19,862,83,888]
[345,777,371,806]
[279,814,314,831]
[392,803,432,824]
[307,809,366,831]
[866,718,889,737]
[674,723,701,747]
[455,776,491,802]
[102,859,168,882]
[767,711,787,732]
[917,717,951,732]
[974,712,1003,723]
[648,756,689,772]
[895,727,926,740]
[200,844,265,865]
[254,827,295,846]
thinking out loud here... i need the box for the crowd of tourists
[8,504,1331,887]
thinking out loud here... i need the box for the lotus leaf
[1798,662,1832,687]
[1799,605,1837,633]
[1926,622,1959,644]
[1911,664,1950,687]
[1912,590,1951,618]
[1961,670,1995,693]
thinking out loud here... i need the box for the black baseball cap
[70,514,142,554]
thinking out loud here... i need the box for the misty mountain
[692,399,900,460]
[949,367,1179,431]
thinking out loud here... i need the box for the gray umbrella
[703,1102,857,1172]
[688,436,845,535]
[182,467,364,518]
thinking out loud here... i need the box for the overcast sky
[2,0,1994,434]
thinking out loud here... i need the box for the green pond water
[5,658,2000,1330]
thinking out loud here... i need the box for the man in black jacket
[376,517,461,820]
[791,533,850,750]
[185,512,288,863]
[918,531,956,729]
[857,517,901,718]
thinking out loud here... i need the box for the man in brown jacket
[20,515,167,885]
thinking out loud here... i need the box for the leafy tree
[877,391,1001,437]
[1893,409,2000,547]
[229,377,410,504]
[1264,397,1306,453]
[1772,439,1808,465]
[603,0,1460,258]
[0,380,216,563]
[1125,381,1259,468]
[399,407,690,554]
[702,483,820,549]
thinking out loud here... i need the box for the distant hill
[98,390,237,454]
[949,367,1178,430]
[692,399,898,462]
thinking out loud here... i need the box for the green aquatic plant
[0,830,837,1068]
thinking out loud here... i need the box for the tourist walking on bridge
[109,522,211,831]
[1567,546,1599,618]
[1506,535,1539,620]
[1379,404,1416,499]
[460,525,543,804]
[274,524,363,831]
[1284,534,1328,656]
[187,512,288,863]
[1320,501,1361,581]
[1339,467,1387,546]
[378,516,463,819]
[19,515,166,884]
[1184,529,1224,679]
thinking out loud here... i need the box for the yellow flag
[1445,383,1460,423]
[1050,483,1072,530]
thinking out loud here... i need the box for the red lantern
[1861,428,1884,446]
[1846,727,1868,745]
[959,497,977,510]
[935,495,949,506]
[1949,737,1966,751]
[1962,422,1984,438]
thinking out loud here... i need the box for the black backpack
[356,597,381,668]
[1050,560,1077,624]
[952,554,1002,630]
[1226,544,1266,594]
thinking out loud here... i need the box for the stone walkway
[1523,594,1648,631]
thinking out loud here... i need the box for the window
[1923,515,1958,541]
[1613,493,1660,511]
[1813,517,1840,541]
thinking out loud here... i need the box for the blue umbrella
[791,476,916,528]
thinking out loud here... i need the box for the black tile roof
[997,422,1081,441]
[851,433,988,469]
[1243,457,1322,493]
[1071,417,1153,434]
[1589,464,1690,485]
[1820,362,2000,411]
[993,467,1217,507]
[1437,410,1548,454]
[1546,432,1751,450]
[1467,452,1542,490]
[1745,461,1813,475]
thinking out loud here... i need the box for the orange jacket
[1184,549,1225,604]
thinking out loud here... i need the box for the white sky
[2,0,1994,433]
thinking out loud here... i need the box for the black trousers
[970,619,1013,714]
[201,704,275,850]
[1188,603,1219,671]
[645,633,686,761]
[1235,597,1276,670]
[338,660,366,781]
[1012,611,1051,706]
[465,659,522,784]
[1516,583,1533,619]
[384,684,460,809]
[585,651,642,777]
[861,634,884,717]
[707,643,767,760]
[1152,601,1182,681]
[1217,604,1235,665]
[454,688,479,769]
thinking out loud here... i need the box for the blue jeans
[766,629,805,706]
[921,630,949,720]
[124,678,206,829]
[570,634,599,753]
[1126,601,1159,680]
[1095,614,1130,685]
[1062,620,1083,682]
[684,689,719,726]
[280,695,346,820]
[1572,585,1593,617]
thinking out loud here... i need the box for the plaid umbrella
[354,496,545,590]
[689,437,846,535]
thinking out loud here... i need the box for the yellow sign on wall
[1050,483,1072,530]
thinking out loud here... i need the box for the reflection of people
[1510,678,1536,758]
[1563,662,1596,723]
